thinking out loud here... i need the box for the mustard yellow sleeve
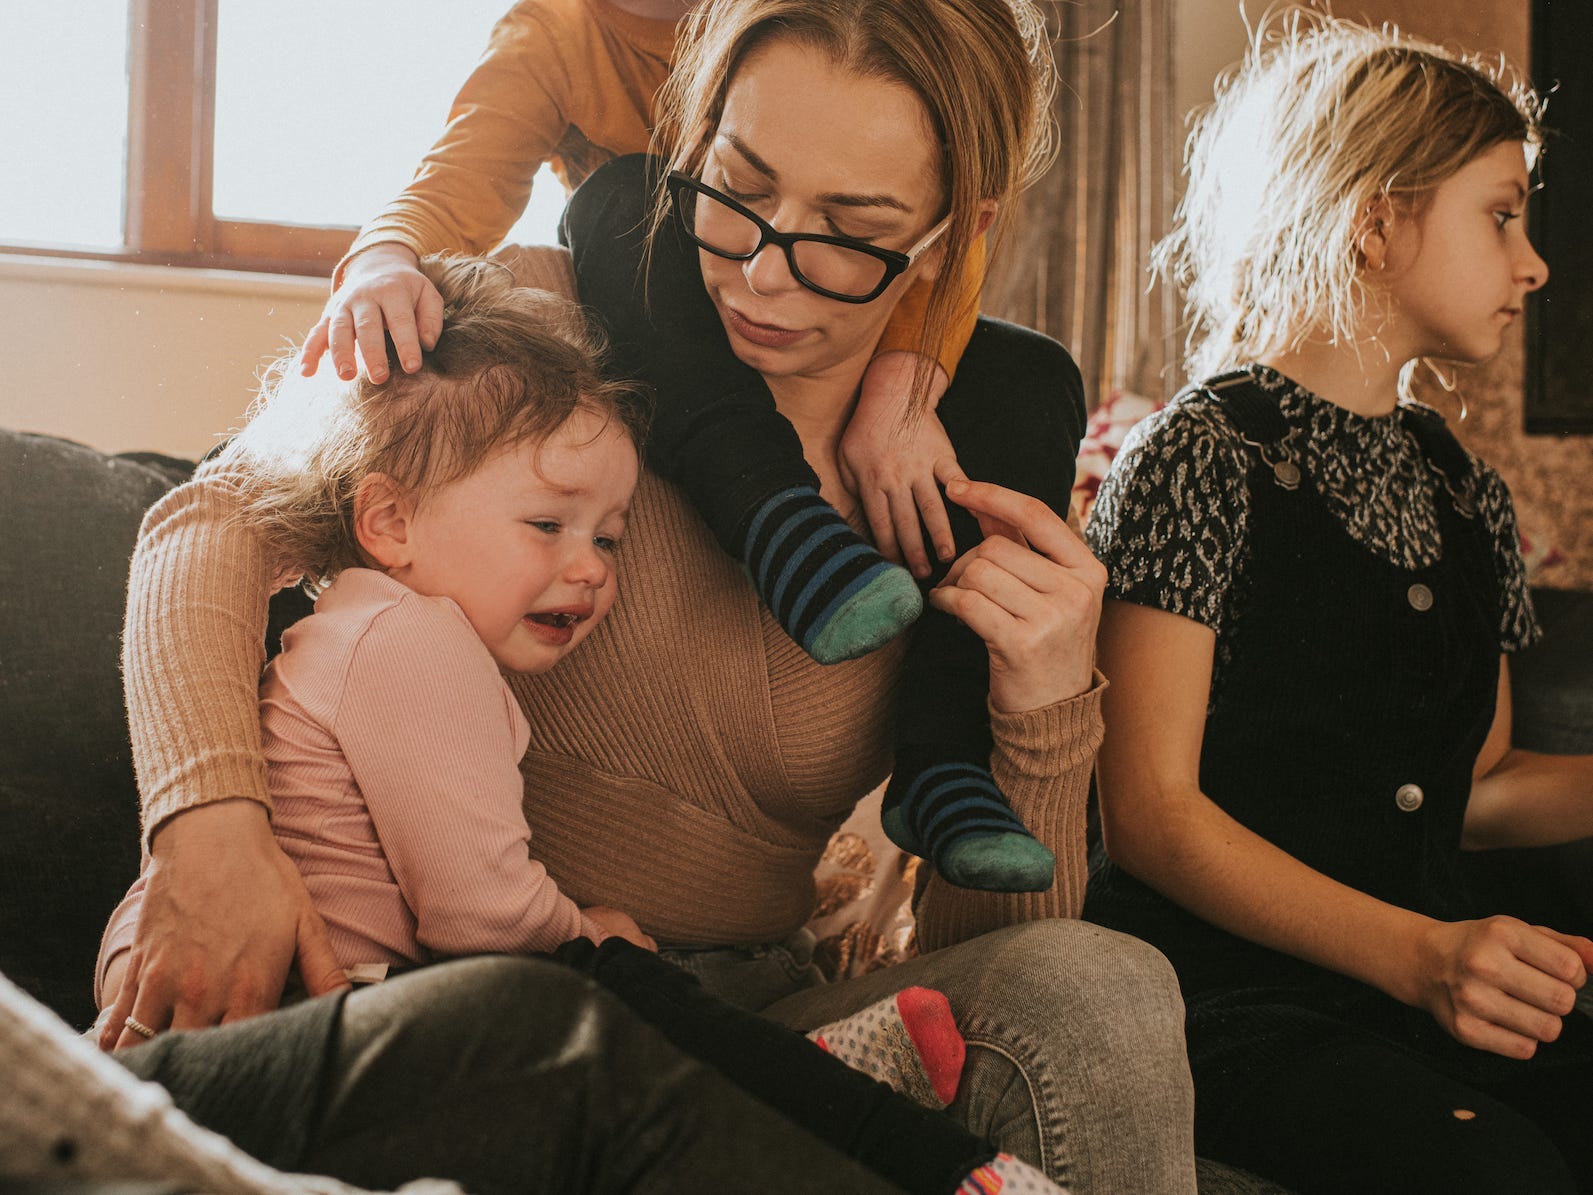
[876,232,986,385]
[334,4,585,287]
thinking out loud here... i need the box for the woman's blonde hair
[220,255,646,590]
[1157,6,1544,382]
[649,0,1057,411]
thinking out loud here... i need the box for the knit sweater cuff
[989,670,1108,776]
[142,776,273,853]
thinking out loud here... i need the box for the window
[1,1,563,276]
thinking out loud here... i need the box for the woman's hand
[929,478,1105,713]
[583,906,659,952]
[300,243,444,383]
[99,801,347,1051]
[838,351,963,579]
[1413,915,1593,1059]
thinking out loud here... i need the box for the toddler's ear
[353,474,416,569]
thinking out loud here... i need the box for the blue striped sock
[882,755,1055,893]
[743,486,922,663]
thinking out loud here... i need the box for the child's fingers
[353,304,392,384]
[1509,926,1590,995]
[933,453,967,489]
[300,318,332,376]
[889,487,932,578]
[914,478,956,564]
[1449,1006,1546,1060]
[1533,926,1593,979]
[1463,978,1565,1046]
[860,485,903,566]
[380,297,426,374]
[327,310,359,382]
[415,280,446,352]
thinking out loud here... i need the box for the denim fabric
[672,920,1199,1193]
[659,929,829,1013]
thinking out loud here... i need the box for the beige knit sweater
[122,247,1104,956]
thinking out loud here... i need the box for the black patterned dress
[1081,366,1592,1145]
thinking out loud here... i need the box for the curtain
[983,0,1177,406]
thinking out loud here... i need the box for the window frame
[3,0,352,277]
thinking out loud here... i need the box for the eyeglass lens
[685,190,891,299]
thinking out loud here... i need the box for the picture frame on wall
[1527,0,1593,434]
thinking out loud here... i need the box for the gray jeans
[665,918,1198,1193]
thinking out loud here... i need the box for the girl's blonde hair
[649,0,1058,412]
[1158,6,1544,381]
[220,255,646,590]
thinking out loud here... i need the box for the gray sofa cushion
[0,430,191,1030]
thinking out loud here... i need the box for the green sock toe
[937,833,1056,893]
[807,566,923,664]
[880,803,926,858]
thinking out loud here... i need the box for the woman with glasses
[101,0,1197,1188]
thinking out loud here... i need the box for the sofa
[2,425,1589,1195]
[0,429,312,1032]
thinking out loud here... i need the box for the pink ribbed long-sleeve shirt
[102,568,600,985]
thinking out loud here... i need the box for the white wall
[0,3,1258,459]
[0,255,325,458]
[1173,0,1251,127]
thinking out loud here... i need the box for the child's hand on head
[583,905,658,952]
[839,350,964,579]
[301,243,446,384]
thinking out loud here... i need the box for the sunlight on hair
[1156,5,1543,388]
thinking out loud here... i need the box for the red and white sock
[959,1152,1069,1194]
[807,986,966,1108]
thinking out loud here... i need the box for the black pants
[555,938,993,1191]
[1200,1026,1593,1194]
[563,154,1087,762]
[120,953,994,1194]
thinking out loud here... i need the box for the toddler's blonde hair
[1157,6,1543,382]
[219,255,646,590]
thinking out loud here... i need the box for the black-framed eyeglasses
[666,171,950,304]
